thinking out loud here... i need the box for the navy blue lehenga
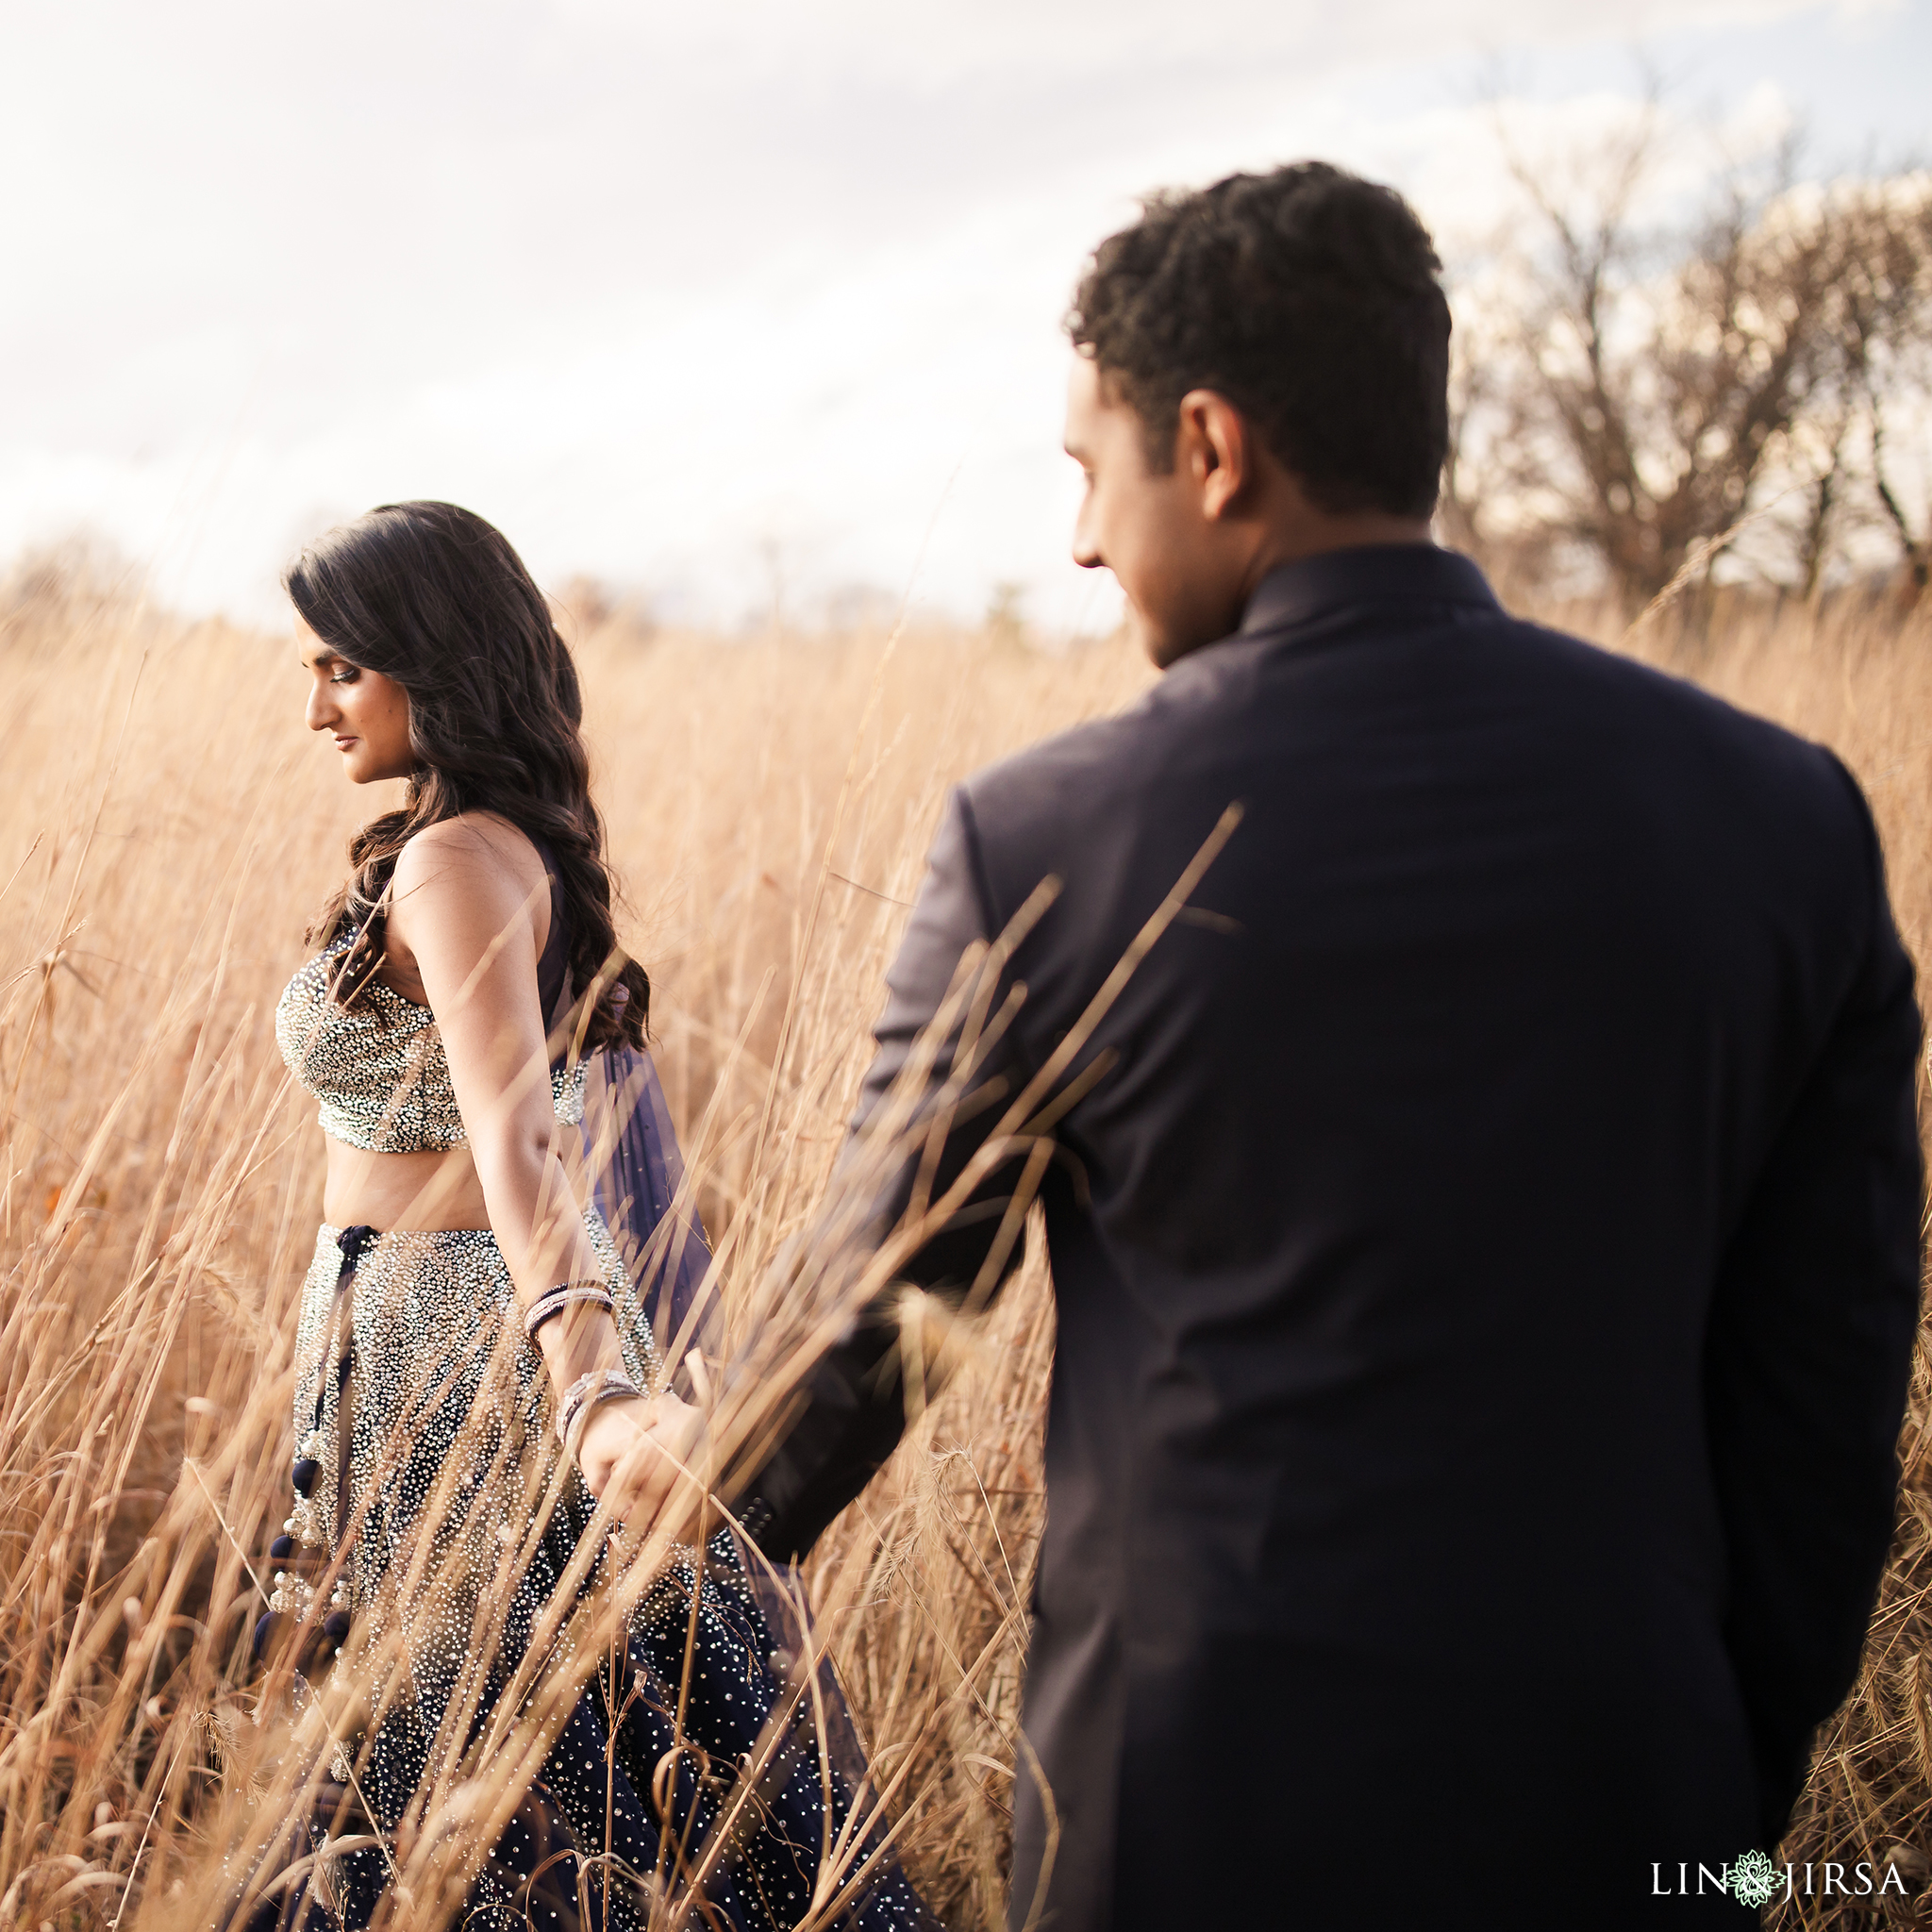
[239,879,931,1932]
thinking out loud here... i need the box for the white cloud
[0,0,1918,631]
[558,0,1814,83]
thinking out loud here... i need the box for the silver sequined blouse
[275,933,588,1152]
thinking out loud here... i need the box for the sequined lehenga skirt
[242,1214,928,1932]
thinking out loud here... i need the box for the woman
[254,502,926,1932]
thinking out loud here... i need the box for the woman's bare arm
[389,812,695,1500]
[390,818,621,1381]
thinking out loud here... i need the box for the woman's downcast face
[298,619,414,784]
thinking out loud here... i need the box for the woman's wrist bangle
[523,1281,615,1341]
[556,1368,642,1459]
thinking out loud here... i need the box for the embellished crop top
[275,865,588,1155]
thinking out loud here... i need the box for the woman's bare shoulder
[392,812,546,904]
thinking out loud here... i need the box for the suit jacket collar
[1237,544,1498,641]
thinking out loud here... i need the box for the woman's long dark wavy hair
[285,501,647,1052]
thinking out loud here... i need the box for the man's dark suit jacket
[741,546,1924,1929]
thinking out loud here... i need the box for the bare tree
[1447,104,1932,608]
[1837,183,1932,590]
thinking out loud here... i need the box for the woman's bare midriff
[317,923,524,1233]
[322,1138,492,1232]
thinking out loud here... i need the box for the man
[651,163,1924,1926]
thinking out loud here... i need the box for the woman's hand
[573,1391,712,1542]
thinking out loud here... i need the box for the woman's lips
[334,735,358,752]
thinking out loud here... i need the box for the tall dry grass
[0,572,1145,1931]
[0,562,1927,1928]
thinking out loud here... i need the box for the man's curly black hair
[1067,162,1452,521]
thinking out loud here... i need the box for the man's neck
[1238,510,1437,610]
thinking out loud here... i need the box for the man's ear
[1176,389,1254,522]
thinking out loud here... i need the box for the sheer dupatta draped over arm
[578,1043,716,1369]
[533,847,716,1373]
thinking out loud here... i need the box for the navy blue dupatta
[533,847,716,1366]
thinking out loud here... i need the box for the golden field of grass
[0,561,1929,1928]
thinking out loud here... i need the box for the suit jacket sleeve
[1706,762,1924,1845]
[736,789,1037,1562]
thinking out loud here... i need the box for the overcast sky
[2,0,1925,634]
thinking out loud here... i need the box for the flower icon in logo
[1728,1849,1783,1909]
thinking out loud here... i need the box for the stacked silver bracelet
[523,1280,615,1341]
[556,1367,643,1459]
